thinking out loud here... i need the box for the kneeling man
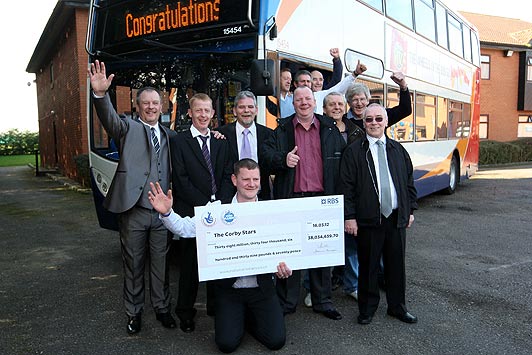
[148,159,291,353]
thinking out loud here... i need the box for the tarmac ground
[1,164,531,355]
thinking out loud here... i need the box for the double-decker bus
[86,0,480,230]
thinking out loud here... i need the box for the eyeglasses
[364,116,384,123]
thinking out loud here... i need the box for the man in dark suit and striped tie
[170,93,235,332]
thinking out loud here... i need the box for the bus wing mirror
[344,49,384,79]
[250,59,275,96]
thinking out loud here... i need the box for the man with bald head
[263,86,345,320]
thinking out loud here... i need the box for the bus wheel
[443,155,459,195]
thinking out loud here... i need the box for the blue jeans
[343,234,359,293]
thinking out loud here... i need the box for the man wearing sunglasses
[339,103,418,326]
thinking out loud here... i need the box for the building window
[479,115,488,139]
[527,57,532,81]
[480,55,490,80]
[518,115,532,137]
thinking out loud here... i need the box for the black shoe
[283,308,296,316]
[156,312,176,329]
[314,308,342,320]
[127,314,141,334]
[179,318,195,333]
[387,309,418,324]
[357,314,373,325]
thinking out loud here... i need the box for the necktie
[240,128,252,159]
[376,140,392,218]
[151,127,160,156]
[199,135,218,198]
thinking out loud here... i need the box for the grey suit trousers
[118,206,171,316]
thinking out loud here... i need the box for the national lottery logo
[222,209,236,225]
[202,211,216,227]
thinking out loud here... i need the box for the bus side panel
[462,68,481,178]
[90,168,119,231]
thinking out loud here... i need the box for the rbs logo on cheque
[321,197,339,205]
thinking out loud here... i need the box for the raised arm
[87,60,115,96]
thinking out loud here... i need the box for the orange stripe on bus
[276,0,303,33]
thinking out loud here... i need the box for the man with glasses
[339,103,418,326]
[344,72,411,129]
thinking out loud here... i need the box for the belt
[292,191,324,198]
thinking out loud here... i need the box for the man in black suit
[87,60,177,334]
[340,103,418,325]
[170,93,235,332]
[218,91,273,200]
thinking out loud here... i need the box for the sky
[0,0,531,133]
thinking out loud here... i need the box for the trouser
[357,210,407,317]
[119,206,171,316]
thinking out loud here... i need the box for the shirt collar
[190,125,210,139]
[367,134,386,146]
[236,121,256,136]
[231,193,258,204]
[140,120,160,133]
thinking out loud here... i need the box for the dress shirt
[293,116,323,193]
[367,135,398,210]
[190,125,211,151]
[235,122,258,163]
[141,120,161,143]
[230,194,259,289]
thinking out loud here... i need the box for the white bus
[86,0,480,229]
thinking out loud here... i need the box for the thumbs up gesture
[286,146,300,168]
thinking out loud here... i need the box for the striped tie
[151,127,160,156]
[377,140,392,218]
[199,135,217,198]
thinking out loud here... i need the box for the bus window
[461,103,471,137]
[359,0,383,12]
[414,0,436,42]
[358,79,384,105]
[471,31,480,66]
[387,87,414,141]
[415,93,436,141]
[463,26,472,62]
[448,101,463,138]
[386,0,414,29]
[447,14,463,57]
[435,2,448,49]
[436,97,448,139]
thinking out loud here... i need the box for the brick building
[461,12,532,141]
[26,0,90,183]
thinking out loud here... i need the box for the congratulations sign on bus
[125,0,221,38]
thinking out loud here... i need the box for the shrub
[0,129,39,155]
[479,138,532,165]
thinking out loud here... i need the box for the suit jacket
[93,93,176,214]
[218,122,274,200]
[170,130,235,217]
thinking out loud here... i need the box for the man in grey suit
[87,60,177,334]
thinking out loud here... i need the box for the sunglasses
[364,116,384,123]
